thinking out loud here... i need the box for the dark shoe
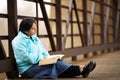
[81,61,96,78]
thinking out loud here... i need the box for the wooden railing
[50,43,120,58]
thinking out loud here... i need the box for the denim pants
[21,60,71,79]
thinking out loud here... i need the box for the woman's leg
[58,65,81,78]
[58,61,96,78]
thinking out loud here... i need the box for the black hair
[19,18,36,32]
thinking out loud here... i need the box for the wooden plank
[0,14,7,18]
[7,0,18,57]
[82,0,87,46]
[71,8,77,61]
[104,0,110,44]
[50,43,120,58]
[82,0,89,58]
[62,0,73,50]
[35,0,39,36]
[115,0,120,42]
[0,58,16,73]
[87,1,96,46]
[0,40,7,60]
[55,0,62,51]
[38,0,56,51]
[0,36,8,40]
[73,0,85,46]
[100,0,104,44]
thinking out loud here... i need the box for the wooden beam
[0,40,7,60]
[0,14,8,18]
[7,0,18,57]
[71,9,74,48]
[82,0,87,46]
[70,9,76,61]
[62,0,73,50]
[115,0,120,42]
[0,58,16,73]
[38,0,56,51]
[104,0,110,44]
[7,0,19,78]
[73,0,85,46]
[51,43,120,58]
[55,0,62,51]
[100,0,104,44]
[0,36,8,40]
[35,0,39,36]
[87,1,96,46]
[82,0,89,58]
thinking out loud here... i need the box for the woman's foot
[81,61,96,78]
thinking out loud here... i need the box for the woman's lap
[21,60,71,79]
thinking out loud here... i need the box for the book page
[39,54,64,66]
[48,54,64,59]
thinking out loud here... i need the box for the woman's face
[25,23,37,37]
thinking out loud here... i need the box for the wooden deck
[70,50,120,80]
[1,50,120,80]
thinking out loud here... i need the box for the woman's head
[19,18,37,36]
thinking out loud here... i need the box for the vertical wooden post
[88,1,96,56]
[55,0,62,51]
[36,0,39,36]
[7,0,18,58]
[71,9,74,48]
[82,0,89,58]
[104,0,110,44]
[70,9,76,61]
[115,0,120,43]
[62,0,73,50]
[100,0,105,54]
[7,0,19,78]
[87,1,96,46]
[82,0,87,46]
[100,0,104,44]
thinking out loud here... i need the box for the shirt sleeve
[35,36,50,57]
[12,40,43,64]
[39,42,50,57]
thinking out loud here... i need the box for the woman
[12,18,96,79]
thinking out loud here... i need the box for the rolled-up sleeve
[35,36,50,57]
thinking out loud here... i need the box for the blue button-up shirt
[12,31,50,74]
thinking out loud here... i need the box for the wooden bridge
[0,0,120,80]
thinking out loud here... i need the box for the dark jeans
[58,65,81,78]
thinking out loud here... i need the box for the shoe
[81,61,96,78]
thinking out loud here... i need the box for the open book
[39,54,64,66]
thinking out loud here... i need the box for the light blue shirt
[12,31,50,74]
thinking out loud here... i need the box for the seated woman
[12,18,96,79]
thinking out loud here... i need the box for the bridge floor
[68,50,120,80]
[1,50,120,80]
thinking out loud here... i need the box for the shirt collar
[18,31,30,39]
[18,31,38,43]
